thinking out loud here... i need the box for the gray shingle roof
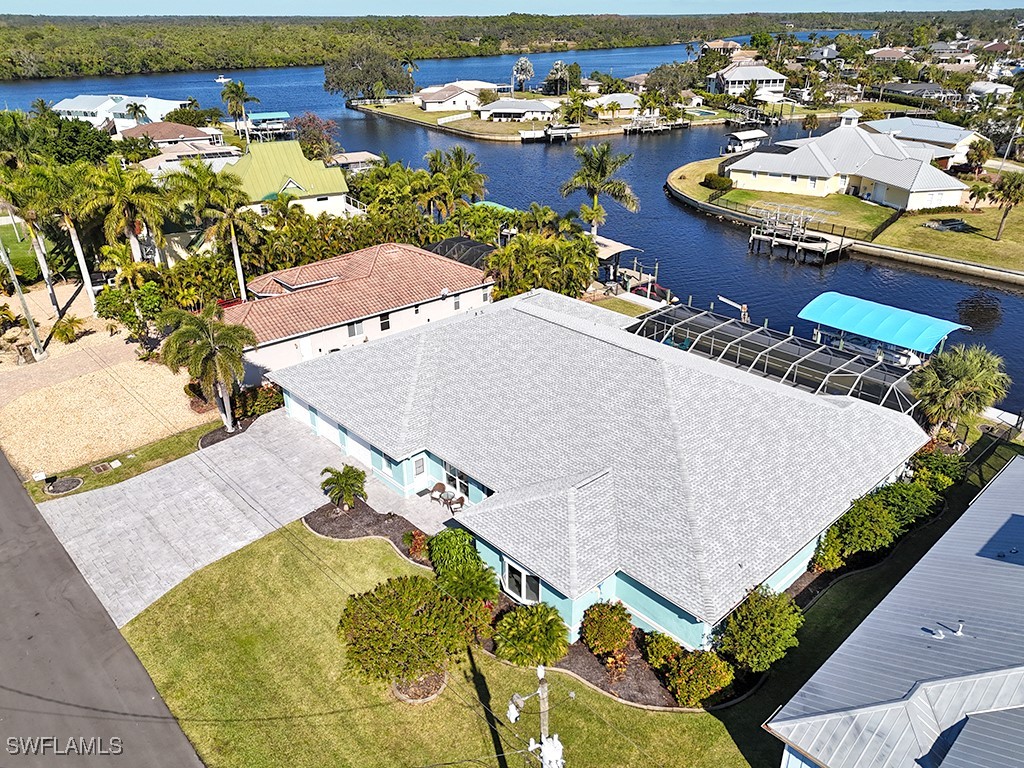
[767,456,1024,768]
[269,290,926,624]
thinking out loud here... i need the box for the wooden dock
[748,225,848,265]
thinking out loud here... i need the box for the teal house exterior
[269,290,928,648]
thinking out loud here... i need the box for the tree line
[0,10,1019,80]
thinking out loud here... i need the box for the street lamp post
[0,239,47,361]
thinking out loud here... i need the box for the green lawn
[24,422,218,503]
[592,296,651,317]
[875,207,1024,273]
[667,158,896,235]
[121,435,1024,768]
[123,529,741,768]
[0,223,45,285]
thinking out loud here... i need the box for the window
[790,175,798,183]
[809,177,817,189]
[840,175,848,187]
[347,321,364,338]
[414,305,420,315]
[380,313,391,332]
[453,294,461,310]
[316,196,328,202]
[443,460,471,497]
[751,171,759,179]
[414,457,425,476]
[504,560,541,604]
[482,288,491,303]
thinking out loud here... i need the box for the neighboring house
[702,39,742,57]
[415,80,501,112]
[707,62,788,97]
[930,53,978,73]
[121,121,241,175]
[870,47,912,63]
[268,290,927,646]
[478,98,559,122]
[586,92,641,119]
[724,109,968,210]
[805,43,840,63]
[224,141,364,218]
[246,112,296,141]
[879,81,962,104]
[329,151,382,173]
[578,78,602,94]
[52,94,189,132]
[766,456,1024,768]
[678,90,704,108]
[982,40,1012,54]
[623,73,648,94]
[224,242,493,384]
[969,80,1015,100]
[861,116,986,165]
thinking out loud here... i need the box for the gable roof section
[482,98,556,113]
[226,141,348,202]
[224,243,489,344]
[268,290,926,624]
[863,117,979,147]
[716,63,786,82]
[121,121,209,141]
[767,457,1024,768]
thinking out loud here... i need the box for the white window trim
[502,557,541,605]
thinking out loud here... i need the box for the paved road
[0,450,204,767]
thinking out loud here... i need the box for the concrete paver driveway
[36,410,347,627]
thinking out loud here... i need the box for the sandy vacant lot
[0,282,216,477]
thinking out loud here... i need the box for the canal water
[2,34,1023,411]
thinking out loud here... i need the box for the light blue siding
[474,535,503,577]
[614,572,711,650]
[764,534,821,594]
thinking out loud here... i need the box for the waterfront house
[415,80,502,112]
[579,78,603,94]
[702,39,742,57]
[805,43,840,64]
[766,456,1024,768]
[677,90,704,108]
[861,116,986,166]
[879,81,962,105]
[267,290,926,646]
[224,242,493,384]
[52,94,189,133]
[706,62,787,97]
[623,74,648,94]
[121,121,241,175]
[586,93,641,119]
[969,80,1015,100]
[224,141,364,218]
[477,98,559,122]
[329,150,382,173]
[724,110,968,210]
[870,47,912,63]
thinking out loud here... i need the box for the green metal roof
[473,200,516,213]
[229,141,349,202]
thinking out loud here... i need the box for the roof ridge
[566,483,578,593]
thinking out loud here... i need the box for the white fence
[437,112,473,125]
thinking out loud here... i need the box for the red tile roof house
[223,243,494,385]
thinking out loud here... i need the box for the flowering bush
[664,651,734,707]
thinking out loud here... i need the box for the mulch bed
[304,498,431,566]
[393,672,446,702]
[556,630,676,707]
[198,417,255,449]
[44,476,84,495]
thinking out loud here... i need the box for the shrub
[494,603,569,667]
[51,313,85,344]
[428,529,480,576]
[810,526,845,573]
[9,253,41,284]
[233,384,284,419]
[702,172,733,191]
[407,530,429,561]
[835,495,899,556]
[665,651,734,707]
[871,481,939,532]
[439,562,499,604]
[338,575,480,685]
[912,447,966,487]
[320,465,367,509]
[580,601,634,657]
[641,630,682,674]
[717,586,803,673]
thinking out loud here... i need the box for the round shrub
[912,448,966,489]
[439,561,499,604]
[580,601,633,657]
[871,481,939,532]
[717,586,803,673]
[665,651,734,707]
[428,529,480,576]
[641,631,682,674]
[494,603,569,667]
[810,526,845,573]
[836,495,899,556]
[338,575,479,685]
[702,172,733,191]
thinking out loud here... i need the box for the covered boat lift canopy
[798,292,970,355]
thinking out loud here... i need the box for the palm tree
[0,110,39,170]
[159,304,257,432]
[263,192,305,230]
[320,465,367,511]
[969,182,990,211]
[221,81,260,143]
[604,100,621,120]
[29,98,53,119]
[512,57,534,92]
[639,89,664,116]
[125,102,148,123]
[201,180,258,302]
[909,344,1011,434]
[549,60,569,96]
[51,313,85,344]
[7,168,59,315]
[164,157,225,228]
[560,91,589,125]
[85,157,169,263]
[802,113,820,137]
[988,171,1024,241]
[31,160,98,313]
[399,53,419,82]
[559,142,639,237]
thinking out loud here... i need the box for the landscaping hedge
[702,172,733,191]
[664,650,735,708]
[9,253,41,284]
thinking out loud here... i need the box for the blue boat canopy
[248,111,290,121]
[798,292,970,355]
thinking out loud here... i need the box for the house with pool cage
[268,290,928,646]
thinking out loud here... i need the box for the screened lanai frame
[628,303,921,418]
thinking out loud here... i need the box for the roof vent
[954,621,964,637]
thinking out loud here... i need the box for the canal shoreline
[664,172,1024,291]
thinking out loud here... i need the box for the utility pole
[0,240,47,361]
[507,666,566,768]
